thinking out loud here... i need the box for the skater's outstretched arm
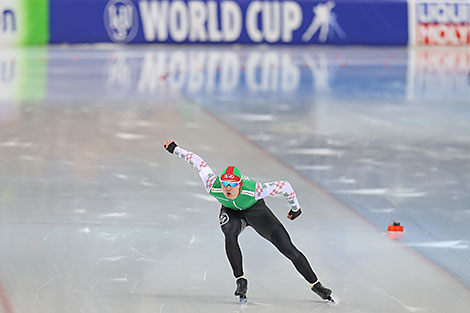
[163,139,217,193]
[254,181,302,220]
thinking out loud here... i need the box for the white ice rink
[0,45,469,313]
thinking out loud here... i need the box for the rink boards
[1,0,469,46]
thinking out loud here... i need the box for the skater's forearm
[174,146,217,193]
[174,146,206,170]
[255,181,301,212]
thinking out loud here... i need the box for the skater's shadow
[140,293,332,312]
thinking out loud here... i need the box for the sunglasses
[221,181,240,188]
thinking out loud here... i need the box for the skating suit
[173,146,301,211]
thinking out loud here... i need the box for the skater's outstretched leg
[246,202,319,284]
[248,204,334,302]
[270,226,318,283]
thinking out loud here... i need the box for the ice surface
[0,45,469,313]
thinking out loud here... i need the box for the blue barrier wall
[49,0,409,45]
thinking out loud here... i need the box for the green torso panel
[209,176,257,210]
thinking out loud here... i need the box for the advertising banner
[0,0,49,46]
[49,0,408,45]
[409,0,470,46]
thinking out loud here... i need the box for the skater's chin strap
[311,279,319,287]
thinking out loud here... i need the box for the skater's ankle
[311,279,319,288]
[236,275,247,281]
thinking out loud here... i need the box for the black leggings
[219,199,318,284]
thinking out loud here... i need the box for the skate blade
[327,297,335,304]
[239,296,247,304]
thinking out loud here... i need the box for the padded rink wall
[0,0,469,46]
[49,0,409,45]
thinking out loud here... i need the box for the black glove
[287,209,302,220]
[164,141,178,154]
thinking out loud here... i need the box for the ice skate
[234,277,248,303]
[311,281,334,303]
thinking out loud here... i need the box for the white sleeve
[254,181,301,212]
[174,146,217,193]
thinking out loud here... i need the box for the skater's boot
[311,281,333,301]
[234,276,248,297]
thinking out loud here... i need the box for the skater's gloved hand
[287,209,302,220]
[163,139,178,154]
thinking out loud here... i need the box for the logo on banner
[414,0,470,46]
[104,0,139,43]
[302,1,346,42]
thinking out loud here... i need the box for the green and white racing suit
[174,146,301,213]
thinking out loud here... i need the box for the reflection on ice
[409,241,469,250]
[100,213,129,218]
[115,132,145,140]
[294,165,333,171]
[336,188,427,198]
[287,148,344,157]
